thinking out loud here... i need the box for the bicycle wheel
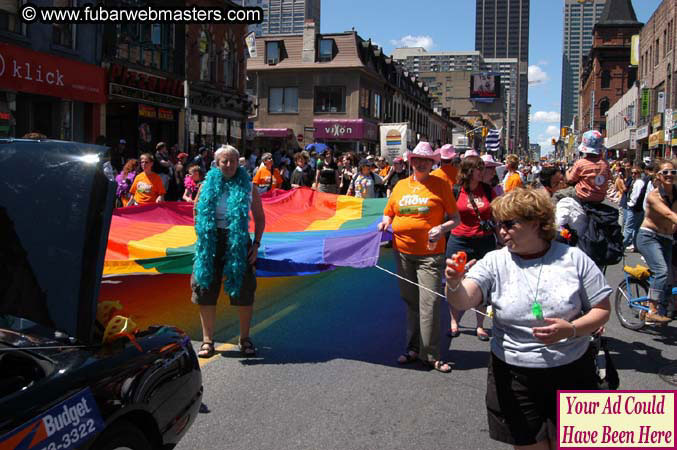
[614,278,649,330]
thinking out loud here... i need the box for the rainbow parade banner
[104,187,387,278]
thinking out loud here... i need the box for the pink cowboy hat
[480,154,501,167]
[440,144,457,160]
[406,141,441,162]
[462,149,480,158]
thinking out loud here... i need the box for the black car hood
[0,139,114,343]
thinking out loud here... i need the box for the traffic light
[482,127,488,138]
[561,127,569,138]
[551,138,557,146]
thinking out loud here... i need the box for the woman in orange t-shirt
[130,153,166,205]
[252,152,283,193]
[378,141,460,373]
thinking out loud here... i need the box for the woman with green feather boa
[191,145,266,358]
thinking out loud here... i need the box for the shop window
[269,87,298,113]
[52,0,75,49]
[266,41,281,65]
[314,86,345,113]
[0,0,25,34]
[601,70,611,89]
[223,38,236,88]
[318,39,335,62]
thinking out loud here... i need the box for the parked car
[0,139,203,449]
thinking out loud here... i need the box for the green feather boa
[193,166,251,298]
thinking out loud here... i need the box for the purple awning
[313,119,379,141]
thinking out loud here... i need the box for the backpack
[577,201,623,267]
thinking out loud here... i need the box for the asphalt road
[177,248,677,450]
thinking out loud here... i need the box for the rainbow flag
[104,187,387,277]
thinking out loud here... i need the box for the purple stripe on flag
[323,231,382,268]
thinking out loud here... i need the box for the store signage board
[0,42,106,103]
[636,125,649,140]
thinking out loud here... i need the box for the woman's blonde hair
[505,154,519,170]
[491,187,557,241]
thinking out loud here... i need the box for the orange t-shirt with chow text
[384,175,458,255]
[252,166,283,190]
[130,172,166,205]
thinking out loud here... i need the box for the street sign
[630,129,637,150]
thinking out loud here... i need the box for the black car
[0,140,203,449]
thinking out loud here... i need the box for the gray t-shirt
[465,241,612,368]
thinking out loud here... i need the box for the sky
[321,0,662,155]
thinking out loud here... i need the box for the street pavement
[177,248,677,450]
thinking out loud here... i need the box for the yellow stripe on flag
[127,225,197,260]
[305,196,363,231]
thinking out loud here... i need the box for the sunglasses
[497,219,518,230]
[659,169,677,176]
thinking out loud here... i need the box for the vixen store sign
[0,42,106,103]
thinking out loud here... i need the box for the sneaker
[645,312,672,324]
[624,245,635,253]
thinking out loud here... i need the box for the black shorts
[486,349,598,446]
[190,229,257,306]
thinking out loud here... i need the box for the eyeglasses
[659,169,677,176]
[497,219,518,230]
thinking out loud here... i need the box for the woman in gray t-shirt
[445,187,611,449]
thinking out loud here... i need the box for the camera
[479,220,495,233]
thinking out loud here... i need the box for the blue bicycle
[615,264,676,330]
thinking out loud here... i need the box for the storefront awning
[0,42,106,104]
[254,128,293,138]
[313,119,379,141]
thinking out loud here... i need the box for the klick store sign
[0,42,106,103]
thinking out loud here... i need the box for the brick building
[185,0,250,153]
[247,20,459,155]
[638,0,677,157]
[579,0,641,136]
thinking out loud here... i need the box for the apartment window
[199,30,213,81]
[52,0,75,48]
[370,92,382,119]
[222,38,236,88]
[0,0,25,34]
[601,70,611,89]
[314,86,345,113]
[655,39,660,65]
[359,87,370,116]
[266,41,281,65]
[318,39,335,62]
[269,87,298,113]
[664,30,668,56]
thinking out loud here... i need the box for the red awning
[254,128,292,138]
[0,42,106,104]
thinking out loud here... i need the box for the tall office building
[475,0,530,153]
[393,48,518,145]
[560,0,606,131]
[234,0,321,36]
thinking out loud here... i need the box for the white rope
[374,264,491,319]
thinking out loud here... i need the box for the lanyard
[519,258,545,320]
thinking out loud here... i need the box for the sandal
[423,360,453,373]
[447,328,461,338]
[238,337,257,357]
[198,341,215,358]
[397,350,419,365]
[476,328,490,342]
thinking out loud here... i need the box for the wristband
[446,280,462,293]
[571,322,577,338]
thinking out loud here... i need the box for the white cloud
[389,35,435,50]
[537,59,549,66]
[528,65,549,85]
[531,111,561,123]
[545,125,559,136]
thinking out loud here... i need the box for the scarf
[193,166,251,297]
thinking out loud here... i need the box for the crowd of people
[98,131,677,450]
